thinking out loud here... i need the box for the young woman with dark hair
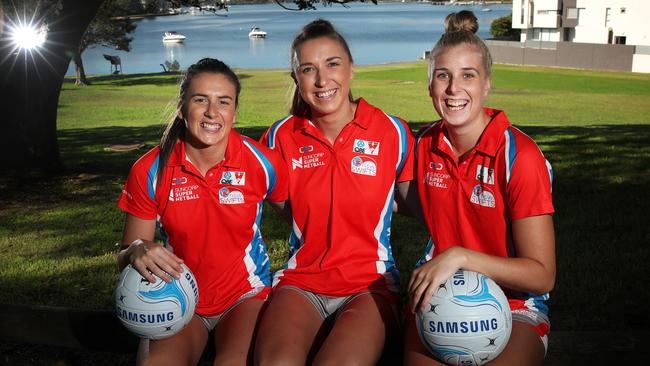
[117,58,288,366]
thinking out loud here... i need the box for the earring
[183,118,188,129]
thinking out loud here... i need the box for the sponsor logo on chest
[470,184,496,208]
[168,176,200,202]
[292,145,326,170]
[350,156,377,176]
[424,161,450,189]
[218,187,245,205]
[352,139,380,156]
[220,171,246,186]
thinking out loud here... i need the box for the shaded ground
[3,331,649,365]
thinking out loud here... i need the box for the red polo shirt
[118,130,288,316]
[415,108,554,312]
[261,98,415,296]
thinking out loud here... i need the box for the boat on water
[162,31,186,43]
[481,8,492,12]
[248,27,267,39]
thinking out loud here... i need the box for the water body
[68,2,511,76]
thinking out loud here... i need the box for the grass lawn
[1,62,649,332]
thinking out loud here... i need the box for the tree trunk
[74,52,89,86]
[0,0,104,175]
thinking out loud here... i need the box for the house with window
[512,0,649,46]
[501,1,650,72]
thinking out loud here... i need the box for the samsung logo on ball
[116,306,174,324]
[428,318,498,333]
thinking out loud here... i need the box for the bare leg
[254,287,325,366]
[488,321,545,366]
[212,297,266,366]
[403,312,446,366]
[139,316,208,366]
[313,293,398,366]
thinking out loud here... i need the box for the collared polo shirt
[415,108,554,311]
[118,130,288,316]
[261,98,415,296]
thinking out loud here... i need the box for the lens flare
[10,22,48,50]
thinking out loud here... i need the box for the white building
[512,0,650,46]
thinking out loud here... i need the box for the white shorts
[197,287,269,331]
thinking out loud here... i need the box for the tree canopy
[0,0,374,174]
[490,13,519,40]
[73,0,137,85]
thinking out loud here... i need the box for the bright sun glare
[10,22,47,50]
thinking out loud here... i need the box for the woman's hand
[127,240,184,284]
[118,214,184,284]
[407,246,468,313]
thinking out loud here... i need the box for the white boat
[162,31,186,43]
[248,27,267,39]
[481,8,492,12]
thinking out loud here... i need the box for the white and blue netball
[115,264,198,340]
[415,270,512,366]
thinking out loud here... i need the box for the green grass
[1,62,649,332]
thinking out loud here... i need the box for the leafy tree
[73,0,137,85]
[0,0,370,174]
[0,0,105,174]
[490,13,519,40]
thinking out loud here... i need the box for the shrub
[490,14,520,40]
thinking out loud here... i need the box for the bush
[490,14,520,40]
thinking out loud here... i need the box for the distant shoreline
[114,0,512,20]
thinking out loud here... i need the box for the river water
[67,2,510,75]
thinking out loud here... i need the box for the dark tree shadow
[1,123,649,333]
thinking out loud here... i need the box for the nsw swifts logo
[470,184,495,208]
[351,156,377,176]
[353,139,380,156]
[220,171,246,186]
[218,187,244,204]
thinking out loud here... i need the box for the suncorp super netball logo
[350,156,377,176]
[219,187,244,204]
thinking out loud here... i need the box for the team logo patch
[353,139,380,156]
[299,145,314,154]
[351,156,377,176]
[171,176,188,186]
[220,171,246,186]
[429,161,444,171]
[218,187,244,204]
[470,184,495,208]
[476,165,494,185]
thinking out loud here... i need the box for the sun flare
[10,22,48,50]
